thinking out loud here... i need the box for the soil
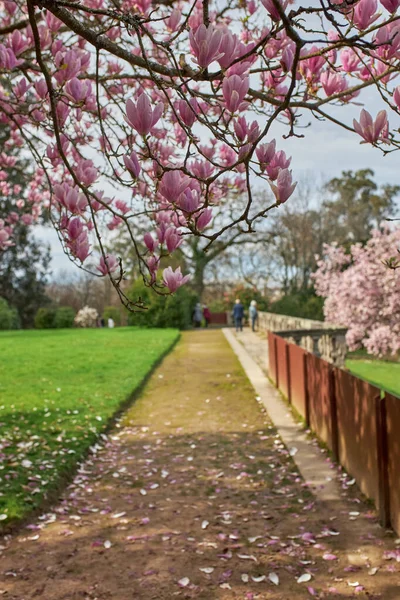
[0,330,399,600]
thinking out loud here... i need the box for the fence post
[274,335,279,389]
[329,367,339,463]
[286,343,291,404]
[376,393,391,528]
[303,352,310,427]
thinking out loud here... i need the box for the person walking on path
[233,298,244,332]
[249,300,258,332]
[192,302,203,328]
[203,304,211,328]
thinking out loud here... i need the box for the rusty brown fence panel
[334,369,381,508]
[306,354,336,450]
[385,393,400,535]
[276,336,290,400]
[267,333,278,385]
[288,344,307,420]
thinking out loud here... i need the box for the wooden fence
[268,332,400,534]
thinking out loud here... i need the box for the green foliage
[223,284,269,312]
[208,299,226,312]
[34,307,56,329]
[0,327,178,526]
[0,297,20,330]
[103,305,121,326]
[0,125,51,328]
[54,306,75,329]
[127,278,197,329]
[270,291,324,321]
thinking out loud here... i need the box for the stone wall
[257,311,348,367]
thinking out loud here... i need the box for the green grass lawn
[346,358,400,396]
[0,327,178,527]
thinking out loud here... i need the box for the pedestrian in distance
[249,300,258,332]
[203,304,211,328]
[108,317,115,328]
[192,302,203,328]
[232,298,244,332]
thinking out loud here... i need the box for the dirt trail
[0,330,399,600]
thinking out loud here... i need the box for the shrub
[75,306,98,328]
[270,292,324,321]
[223,284,269,312]
[34,307,56,329]
[103,306,121,326]
[127,278,197,329]
[54,306,75,329]
[0,298,20,330]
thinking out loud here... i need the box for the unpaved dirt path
[0,330,399,600]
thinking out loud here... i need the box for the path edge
[222,328,342,504]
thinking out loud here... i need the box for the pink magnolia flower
[300,46,326,82]
[380,0,400,11]
[166,8,181,31]
[162,266,190,292]
[341,48,360,72]
[54,49,84,85]
[75,159,98,186]
[353,109,388,143]
[256,140,276,170]
[159,171,191,203]
[164,227,182,253]
[353,0,379,30]
[320,71,347,96]
[0,44,20,70]
[265,149,291,180]
[189,24,224,68]
[196,208,213,230]
[123,151,141,178]
[54,183,87,215]
[64,77,92,104]
[178,98,199,127]
[218,29,240,69]
[97,254,119,276]
[10,30,30,56]
[125,93,163,136]
[179,188,201,213]
[190,160,214,179]
[269,168,297,204]
[0,225,12,249]
[261,0,288,21]
[393,86,400,110]
[144,232,157,253]
[222,74,249,112]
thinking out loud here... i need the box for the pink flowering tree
[1,0,400,309]
[313,226,400,357]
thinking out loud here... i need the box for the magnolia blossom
[353,109,388,143]
[314,226,400,356]
[269,169,297,204]
[0,0,400,313]
[162,266,190,292]
[125,94,163,135]
[97,255,119,276]
[74,306,98,328]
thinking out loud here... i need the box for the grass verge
[346,357,400,396]
[0,327,179,528]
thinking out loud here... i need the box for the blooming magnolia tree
[313,226,400,356]
[74,305,98,327]
[1,0,400,309]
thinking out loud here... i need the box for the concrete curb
[223,328,341,503]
